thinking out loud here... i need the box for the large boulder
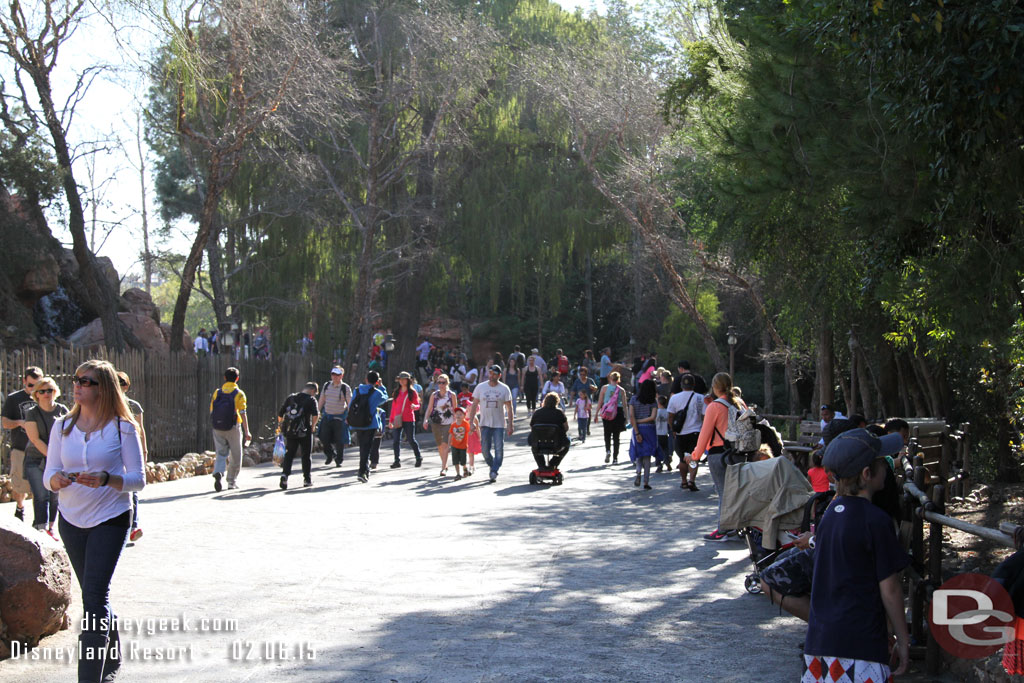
[0,515,73,659]
[16,250,60,307]
[160,323,193,353]
[119,287,160,324]
[69,312,169,354]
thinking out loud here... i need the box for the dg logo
[930,573,1017,659]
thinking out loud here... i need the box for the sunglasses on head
[73,376,100,387]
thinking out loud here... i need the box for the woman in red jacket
[388,372,422,468]
[683,372,746,541]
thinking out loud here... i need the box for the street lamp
[727,325,738,377]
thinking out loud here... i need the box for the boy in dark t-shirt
[804,428,910,682]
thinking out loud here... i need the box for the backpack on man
[279,393,309,438]
[211,389,239,430]
[347,388,373,428]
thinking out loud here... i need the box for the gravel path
[2,429,807,682]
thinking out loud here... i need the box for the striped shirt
[320,381,350,415]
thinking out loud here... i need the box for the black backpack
[347,387,373,428]
[211,389,239,430]
[280,394,309,438]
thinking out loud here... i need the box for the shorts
[802,655,891,683]
[674,432,699,459]
[9,448,31,496]
[761,546,815,598]
[451,447,467,466]
[431,422,450,446]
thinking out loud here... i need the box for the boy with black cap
[803,428,910,682]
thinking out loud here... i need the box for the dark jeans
[24,454,58,529]
[602,419,621,457]
[533,444,569,470]
[320,415,348,462]
[59,511,130,683]
[355,429,381,476]
[282,434,312,481]
[392,421,421,463]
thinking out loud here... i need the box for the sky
[36,0,613,283]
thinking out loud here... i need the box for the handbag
[601,387,620,420]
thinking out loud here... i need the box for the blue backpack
[211,389,239,430]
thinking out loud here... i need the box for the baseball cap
[331,366,343,375]
[822,428,904,478]
[531,348,539,353]
[490,364,502,373]
[822,418,856,446]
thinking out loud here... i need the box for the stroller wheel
[744,574,762,595]
[529,472,538,485]
[554,473,563,485]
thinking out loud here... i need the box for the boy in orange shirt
[448,407,475,480]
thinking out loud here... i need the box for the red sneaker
[130,528,143,542]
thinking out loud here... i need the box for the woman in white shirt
[541,371,568,406]
[44,359,145,683]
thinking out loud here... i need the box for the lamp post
[727,325,738,377]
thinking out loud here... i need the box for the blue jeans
[23,454,58,529]
[480,426,505,476]
[59,512,130,682]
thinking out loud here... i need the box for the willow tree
[522,17,727,371]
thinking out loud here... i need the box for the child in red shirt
[807,451,831,493]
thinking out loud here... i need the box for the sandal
[440,468,448,477]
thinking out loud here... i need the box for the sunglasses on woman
[36,388,55,395]
[73,376,100,387]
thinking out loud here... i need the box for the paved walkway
[2,428,808,682]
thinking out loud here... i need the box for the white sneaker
[227,482,239,490]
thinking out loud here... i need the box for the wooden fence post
[926,484,946,675]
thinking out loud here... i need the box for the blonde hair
[63,360,136,435]
[608,371,620,383]
[31,376,61,401]
[711,372,742,409]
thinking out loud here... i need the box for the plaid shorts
[761,546,815,597]
[802,655,892,683]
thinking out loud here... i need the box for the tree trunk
[584,252,594,349]
[847,333,859,415]
[900,352,928,416]
[345,220,376,378]
[816,326,835,407]
[169,158,229,352]
[912,353,943,417]
[763,329,773,413]
[31,70,128,350]
[879,345,903,418]
[391,259,425,378]
[206,226,229,329]
[785,357,800,417]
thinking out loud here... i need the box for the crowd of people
[6,341,1002,683]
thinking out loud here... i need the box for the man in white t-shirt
[667,373,705,491]
[818,404,846,446]
[469,365,514,483]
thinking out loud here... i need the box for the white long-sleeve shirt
[44,417,145,528]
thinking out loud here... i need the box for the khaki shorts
[9,448,32,496]
[430,422,450,446]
